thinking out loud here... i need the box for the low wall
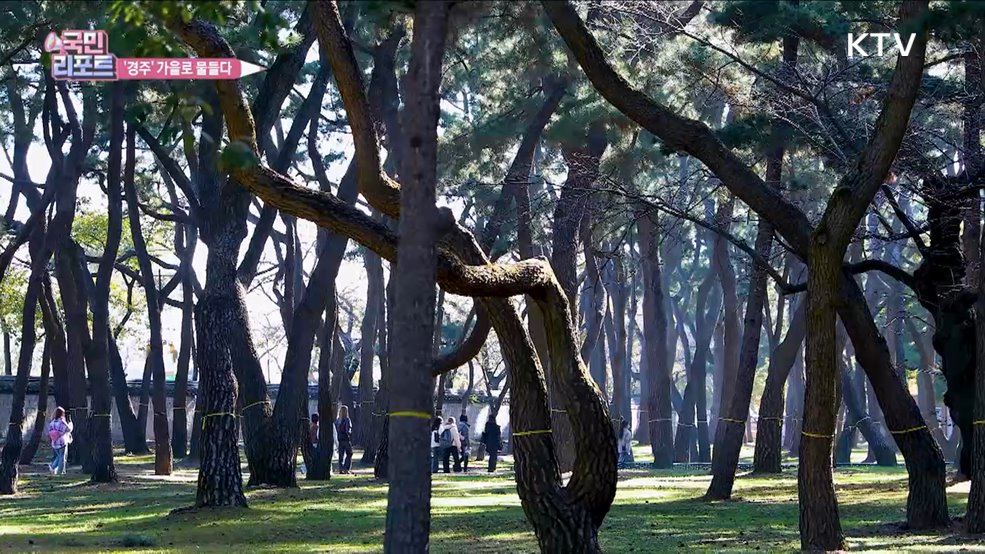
[0,377,509,443]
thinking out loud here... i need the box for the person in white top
[438,416,462,473]
[430,417,442,473]
[47,407,74,475]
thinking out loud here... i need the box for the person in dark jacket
[336,405,353,474]
[457,414,471,472]
[480,417,502,473]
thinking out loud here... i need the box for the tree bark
[85,85,128,484]
[549,127,608,474]
[356,247,383,448]
[123,126,172,476]
[639,211,672,467]
[19,341,50,465]
[172,219,197,459]
[754,298,805,473]
[711,196,740,438]
[707,210,772,498]
[383,3,451,550]
[0,228,47,494]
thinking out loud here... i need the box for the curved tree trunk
[754,298,805,473]
[123,131,172,477]
[0,235,46,494]
[707,212,772,499]
[19,342,50,465]
[172,222,197,459]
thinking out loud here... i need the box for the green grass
[1,450,983,553]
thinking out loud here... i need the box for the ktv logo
[847,33,918,58]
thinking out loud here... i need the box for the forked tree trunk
[674,267,720,463]
[549,129,607,474]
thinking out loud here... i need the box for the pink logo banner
[45,30,266,81]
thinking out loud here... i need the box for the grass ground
[0,447,982,553]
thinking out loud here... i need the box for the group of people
[42,404,509,477]
[430,414,503,474]
[306,405,354,474]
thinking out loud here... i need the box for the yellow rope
[91,414,112,418]
[889,425,927,435]
[513,429,552,437]
[719,417,745,424]
[551,409,567,413]
[389,411,432,419]
[801,430,833,439]
[241,399,271,413]
[647,418,673,423]
[974,420,985,425]
[201,412,236,427]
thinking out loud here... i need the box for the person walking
[480,417,502,473]
[47,407,73,475]
[336,406,353,474]
[439,416,462,473]
[457,414,472,472]
[430,417,442,473]
[617,419,634,466]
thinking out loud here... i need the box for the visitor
[618,419,634,466]
[47,407,73,475]
[309,413,320,449]
[457,414,471,472]
[300,413,320,475]
[336,406,353,474]
[430,417,442,473]
[480,417,502,473]
[439,416,462,473]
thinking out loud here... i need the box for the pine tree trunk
[123,138,172,476]
[639,212,672,467]
[109,336,146,453]
[172,223,197,459]
[707,212,772,499]
[712,197,740,441]
[356,247,383,448]
[194,294,248,508]
[0,237,45,494]
[383,5,450,547]
[799,244,845,551]
[19,342,50,465]
[307,308,337,481]
[754,298,805,473]
[604,255,630,422]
